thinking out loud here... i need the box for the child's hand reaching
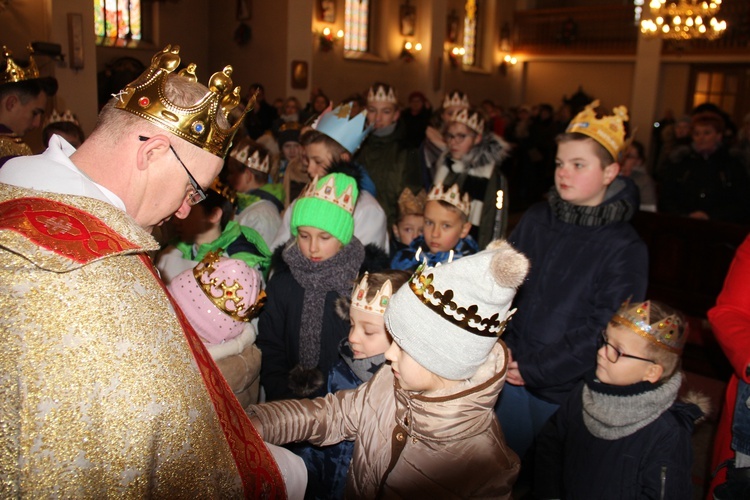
[505,349,525,386]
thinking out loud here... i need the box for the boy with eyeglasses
[534,300,708,499]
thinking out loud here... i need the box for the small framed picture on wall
[319,0,335,23]
[400,4,416,37]
[291,60,308,90]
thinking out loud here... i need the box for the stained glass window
[94,0,141,42]
[344,0,370,52]
[463,0,478,66]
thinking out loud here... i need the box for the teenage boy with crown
[0,44,58,163]
[433,105,511,249]
[535,299,708,498]
[0,45,290,497]
[269,101,389,252]
[354,82,422,228]
[391,182,478,271]
[494,100,649,466]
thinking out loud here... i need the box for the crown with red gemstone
[442,91,470,110]
[611,299,686,353]
[113,45,254,159]
[230,143,270,174]
[450,108,484,134]
[302,174,356,214]
[367,84,398,104]
[566,99,629,161]
[192,251,266,322]
[351,272,394,316]
[2,45,40,84]
[427,183,471,216]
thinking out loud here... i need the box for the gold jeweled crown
[113,45,254,159]
[230,143,270,174]
[408,261,513,337]
[611,300,686,353]
[192,251,266,322]
[302,175,356,214]
[367,84,397,104]
[398,187,426,217]
[450,108,485,134]
[208,177,237,205]
[566,99,629,161]
[351,272,393,316]
[442,91,470,110]
[427,183,471,216]
[2,45,40,85]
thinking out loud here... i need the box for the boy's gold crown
[2,45,40,84]
[208,177,237,205]
[450,108,484,135]
[230,144,270,174]
[442,91,470,110]
[367,84,397,104]
[113,45,253,159]
[192,251,266,322]
[428,183,471,216]
[611,300,686,353]
[351,272,393,316]
[398,187,426,216]
[566,99,629,161]
[302,175,356,214]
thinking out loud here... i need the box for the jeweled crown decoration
[408,261,513,337]
[351,272,393,316]
[428,183,471,216]
[302,175,356,214]
[566,99,629,161]
[44,109,79,128]
[314,102,371,154]
[2,45,40,84]
[230,144,270,174]
[192,251,266,322]
[367,84,398,104]
[114,45,254,159]
[442,91,470,110]
[208,177,237,205]
[611,300,686,353]
[450,108,485,135]
[398,187,426,217]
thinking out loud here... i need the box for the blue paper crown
[314,102,371,154]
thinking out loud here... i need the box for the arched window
[462,0,479,66]
[94,0,142,44]
[345,0,370,52]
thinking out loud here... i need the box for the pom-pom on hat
[168,252,265,345]
[385,240,529,380]
[290,172,359,245]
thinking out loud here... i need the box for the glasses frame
[599,330,656,364]
[139,135,206,206]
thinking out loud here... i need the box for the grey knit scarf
[548,178,635,227]
[582,371,683,440]
[339,339,385,383]
[283,237,364,368]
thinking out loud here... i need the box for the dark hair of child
[556,131,615,167]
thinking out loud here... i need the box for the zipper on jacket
[659,465,667,500]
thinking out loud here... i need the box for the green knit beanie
[290,173,359,245]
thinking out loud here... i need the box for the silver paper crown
[230,144,270,174]
[367,84,398,104]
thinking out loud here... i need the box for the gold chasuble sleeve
[0,187,285,499]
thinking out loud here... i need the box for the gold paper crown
[113,45,253,159]
[44,109,80,128]
[442,91,470,110]
[427,183,471,216]
[450,108,485,134]
[367,84,398,104]
[302,175,356,214]
[566,99,629,161]
[230,144,270,174]
[611,300,686,353]
[351,272,393,316]
[398,187,427,217]
[409,261,513,337]
[2,45,40,85]
[192,251,266,322]
[208,177,237,205]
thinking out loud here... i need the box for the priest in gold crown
[0,46,297,498]
[0,45,58,165]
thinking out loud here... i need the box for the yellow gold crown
[428,183,470,216]
[230,144,270,174]
[208,177,237,205]
[113,45,253,159]
[192,251,266,322]
[442,91,470,110]
[611,299,686,354]
[302,175,356,214]
[566,99,629,161]
[450,108,484,134]
[398,187,426,217]
[351,272,393,316]
[2,45,40,84]
[367,84,398,104]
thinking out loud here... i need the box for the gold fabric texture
[0,133,32,159]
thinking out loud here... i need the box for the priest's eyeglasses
[599,331,655,364]
[139,135,207,205]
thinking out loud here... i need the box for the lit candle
[415,246,422,262]
[448,249,454,263]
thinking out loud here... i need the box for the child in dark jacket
[534,300,707,499]
[495,100,649,461]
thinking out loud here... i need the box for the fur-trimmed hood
[436,132,511,180]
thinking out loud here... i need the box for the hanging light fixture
[640,0,727,40]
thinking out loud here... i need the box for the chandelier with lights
[640,0,727,40]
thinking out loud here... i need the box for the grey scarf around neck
[339,339,385,383]
[548,178,635,227]
[582,372,682,440]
